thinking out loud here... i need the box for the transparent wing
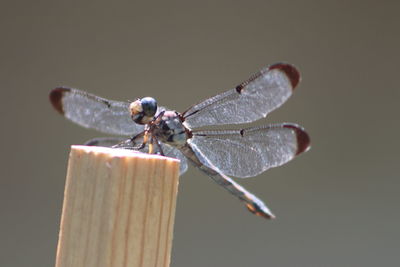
[188,123,310,178]
[84,137,188,175]
[160,143,189,175]
[182,63,300,128]
[50,87,145,136]
[84,137,127,147]
[180,144,275,219]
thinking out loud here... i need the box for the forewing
[84,137,188,175]
[182,63,300,128]
[188,123,310,178]
[50,87,144,136]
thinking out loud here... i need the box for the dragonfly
[49,63,310,219]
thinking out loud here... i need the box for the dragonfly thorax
[153,111,188,146]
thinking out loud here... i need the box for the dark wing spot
[269,63,300,89]
[102,99,111,108]
[283,124,310,155]
[235,85,244,94]
[49,87,70,115]
[235,71,263,94]
[239,129,245,136]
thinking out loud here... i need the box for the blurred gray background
[1,0,399,266]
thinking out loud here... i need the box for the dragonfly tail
[213,172,276,220]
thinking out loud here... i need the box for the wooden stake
[55,145,180,267]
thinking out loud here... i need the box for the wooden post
[55,145,180,267]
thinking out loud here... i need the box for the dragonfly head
[129,97,157,124]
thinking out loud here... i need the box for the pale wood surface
[55,145,180,267]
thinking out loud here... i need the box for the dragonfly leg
[155,139,165,156]
[148,134,154,154]
[132,130,149,150]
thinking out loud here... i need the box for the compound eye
[140,97,157,117]
[129,97,157,124]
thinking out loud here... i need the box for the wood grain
[55,145,180,267]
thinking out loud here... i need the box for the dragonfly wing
[50,87,145,136]
[84,137,188,175]
[183,63,299,128]
[160,143,188,175]
[84,137,127,146]
[188,123,310,178]
[180,143,275,219]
